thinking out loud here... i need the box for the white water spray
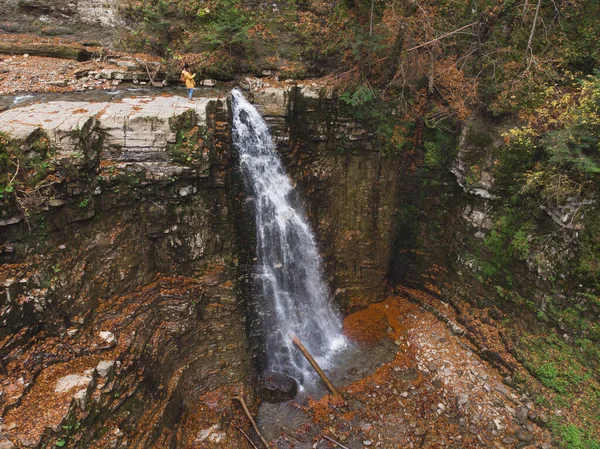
[230,89,345,384]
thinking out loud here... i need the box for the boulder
[194,424,219,444]
[73,388,88,410]
[99,331,115,344]
[55,374,93,393]
[112,71,128,80]
[456,393,469,407]
[260,370,298,403]
[74,69,90,79]
[116,61,138,69]
[96,360,115,378]
[252,87,289,117]
[45,80,68,87]
[99,69,114,79]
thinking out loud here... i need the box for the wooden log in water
[291,334,343,400]
[0,42,92,61]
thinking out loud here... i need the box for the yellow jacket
[182,69,196,88]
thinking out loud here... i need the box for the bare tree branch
[524,0,543,65]
[405,22,478,52]
[8,157,19,185]
[322,22,478,82]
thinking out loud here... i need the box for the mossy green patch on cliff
[552,423,600,449]
[576,209,600,290]
[336,85,425,156]
[479,210,536,274]
[168,110,211,168]
[489,74,600,291]
[0,131,60,219]
[509,327,600,449]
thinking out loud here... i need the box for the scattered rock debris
[0,35,165,96]
[263,296,552,449]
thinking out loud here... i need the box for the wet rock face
[249,83,403,311]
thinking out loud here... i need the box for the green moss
[551,422,600,449]
[512,330,600,447]
[576,209,600,289]
[167,113,210,167]
[337,85,425,155]
[423,127,454,169]
[0,131,59,217]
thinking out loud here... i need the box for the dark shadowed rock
[516,430,534,442]
[516,406,529,425]
[260,370,298,403]
[397,368,419,382]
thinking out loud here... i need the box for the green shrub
[202,0,252,53]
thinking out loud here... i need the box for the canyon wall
[0,95,253,448]
[1,84,597,447]
[0,86,402,448]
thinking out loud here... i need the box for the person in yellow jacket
[181,63,196,100]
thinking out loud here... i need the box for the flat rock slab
[0,101,105,140]
[0,96,212,158]
[55,373,93,393]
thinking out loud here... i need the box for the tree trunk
[0,42,92,61]
[385,25,405,81]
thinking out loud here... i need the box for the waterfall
[230,89,345,384]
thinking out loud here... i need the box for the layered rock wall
[4,0,120,27]
[0,94,253,448]
[250,84,403,310]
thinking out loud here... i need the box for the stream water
[0,86,225,112]
[230,89,346,386]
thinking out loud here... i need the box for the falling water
[230,89,345,384]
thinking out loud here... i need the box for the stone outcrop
[0,96,205,158]
[0,93,252,448]
[4,0,120,27]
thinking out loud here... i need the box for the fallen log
[0,42,92,61]
[291,334,343,400]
